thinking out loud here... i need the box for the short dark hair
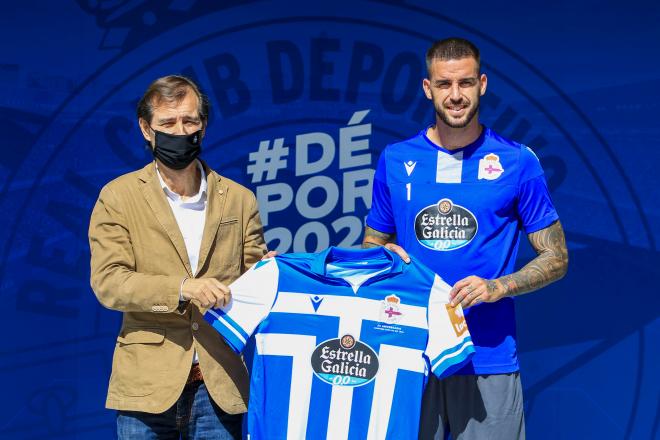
[136,75,209,124]
[426,38,481,74]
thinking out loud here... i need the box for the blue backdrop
[0,1,658,438]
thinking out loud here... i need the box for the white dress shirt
[156,160,207,364]
[156,160,207,275]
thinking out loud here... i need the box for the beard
[435,97,480,129]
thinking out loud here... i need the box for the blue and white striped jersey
[204,246,474,440]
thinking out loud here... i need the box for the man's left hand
[262,250,277,260]
[450,275,503,308]
[384,243,411,264]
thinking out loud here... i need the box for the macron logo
[404,161,417,176]
[309,295,324,312]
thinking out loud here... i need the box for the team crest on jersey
[310,335,379,387]
[414,198,478,251]
[380,294,403,324]
[478,153,504,180]
[445,304,468,336]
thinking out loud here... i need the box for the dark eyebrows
[156,115,201,124]
[433,76,479,86]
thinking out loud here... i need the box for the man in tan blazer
[89,75,266,439]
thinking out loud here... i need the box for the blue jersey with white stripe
[367,126,559,374]
[205,247,474,440]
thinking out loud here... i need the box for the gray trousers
[419,373,525,440]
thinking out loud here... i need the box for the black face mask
[149,128,202,170]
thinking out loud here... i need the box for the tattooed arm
[363,226,396,248]
[450,220,568,308]
[497,220,569,296]
[362,226,411,263]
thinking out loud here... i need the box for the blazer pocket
[117,327,166,344]
[114,327,166,397]
[215,217,241,269]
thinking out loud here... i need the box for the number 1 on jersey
[406,182,411,201]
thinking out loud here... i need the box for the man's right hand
[181,278,230,309]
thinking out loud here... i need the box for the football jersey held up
[204,246,474,440]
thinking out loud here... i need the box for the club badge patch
[478,153,504,180]
[380,294,403,324]
[311,335,379,387]
[414,198,478,251]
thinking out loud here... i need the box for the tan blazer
[89,161,266,414]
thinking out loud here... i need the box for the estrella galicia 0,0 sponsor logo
[311,334,379,387]
[415,198,478,251]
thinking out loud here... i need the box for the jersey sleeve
[366,149,396,234]
[203,258,279,353]
[424,275,475,378]
[518,146,559,233]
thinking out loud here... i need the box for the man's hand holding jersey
[450,276,502,308]
[181,278,231,309]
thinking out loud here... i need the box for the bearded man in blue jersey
[363,37,568,439]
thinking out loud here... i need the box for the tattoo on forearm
[362,226,396,248]
[498,220,568,297]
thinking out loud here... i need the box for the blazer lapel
[138,163,193,276]
[196,166,227,274]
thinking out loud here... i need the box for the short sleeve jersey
[366,126,559,374]
[204,246,474,440]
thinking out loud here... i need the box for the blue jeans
[117,382,242,439]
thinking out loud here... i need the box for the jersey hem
[365,218,396,234]
[455,363,520,375]
[524,212,559,234]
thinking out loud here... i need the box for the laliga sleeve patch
[445,304,468,337]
